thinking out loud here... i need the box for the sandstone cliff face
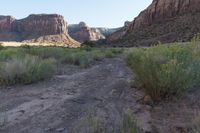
[68,22,105,43]
[128,0,200,32]
[0,14,79,47]
[0,16,15,32]
[109,0,200,46]
[13,14,67,39]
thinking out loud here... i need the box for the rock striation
[0,14,79,47]
[128,0,200,31]
[108,0,200,46]
[68,22,105,43]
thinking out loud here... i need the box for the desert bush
[104,50,113,58]
[82,41,96,47]
[20,44,31,49]
[0,55,56,85]
[77,114,104,133]
[61,48,119,67]
[62,51,101,68]
[28,47,116,67]
[120,111,137,133]
[192,112,200,133]
[28,47,67,60]
[76,110,137,133]
[0,48,26,62]
[0,43,4,50]
[126,42,200,101]
[0,46,121,85]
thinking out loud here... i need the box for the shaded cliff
[68,22,105,43]
[108,0,200,46]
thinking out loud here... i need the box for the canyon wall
[108,0,200,46]
[0,14,79,46]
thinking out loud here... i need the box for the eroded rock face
[0,14,79,46]
[108,0,200,46]
[0,16,15,32]
[68,22,105,43]
[0,16,20,41]
[13,14,67,39]
[128,0,200,31]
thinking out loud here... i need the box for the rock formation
[68,22,105,43]
[106,21,131,43]
[108,0,200,46]
[0,14,79,47]
[0,16,21,41]
[0,16,15,32]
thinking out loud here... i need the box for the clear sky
[0,0,152,28]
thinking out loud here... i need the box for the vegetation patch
[126,40,200,101]
[0,55,56,85]
[0,45,123,85]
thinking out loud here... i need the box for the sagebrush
[126,41,200,101]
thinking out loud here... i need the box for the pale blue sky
[0,0,152,28]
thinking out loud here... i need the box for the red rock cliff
[0,16,15,32]
[13,14,67,37]
[128,0,200,32]
[108,0,200,46]
[0,14,79,46]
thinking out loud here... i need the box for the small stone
[143,95,153,105]
[56,128,65,132]
[44,128,50,131]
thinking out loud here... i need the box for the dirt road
[0,57,151,133]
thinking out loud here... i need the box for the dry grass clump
[0,55,56,85]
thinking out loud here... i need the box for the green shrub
[0,48,27,62]
[62,51,97,68]
[20,44,31,49]
[0,43,4,50]
[0,46,122,85]
[0,55,56,85]
[82,41,96,47]
[126,42,200,101]
[62,48,118,67]
[105,50,113,58]
[28,47,67,60]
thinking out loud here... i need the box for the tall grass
[76,110,137,133]
[0,46,122,85]
[0,55,56,85]
[26,46,121,68]
[192,112,200,133]
[120,111,137,133]
[126,40,200,101]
